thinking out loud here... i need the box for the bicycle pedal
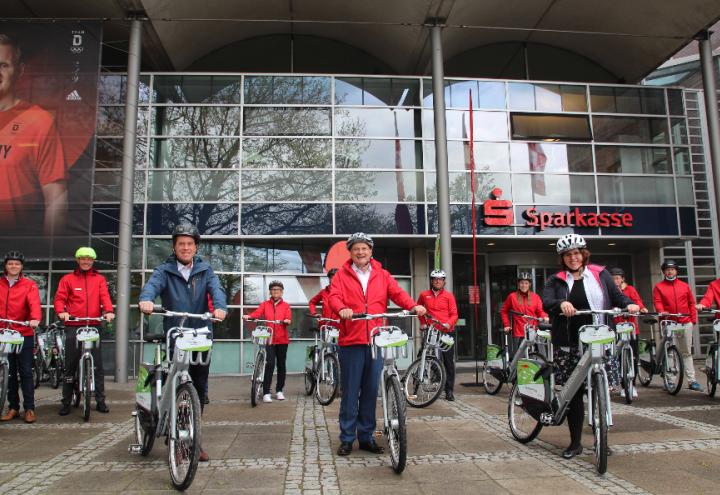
[407,394,417,400]
[128,444,142,454]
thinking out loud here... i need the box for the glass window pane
[510,114,591,141]
[97,106,148,136]
[243,275,263,304]
[594,146,670,174]
[241,170,331,201]
[153,75,242,104]
[591,87,665,115]
[336,139,422,169]
[592,117,668,144]
[96,138,147,169]
[197,241,243,272]
[335,204,424,234]
[241,204,332,235]
[245,76,331,105]
[676,178,694,205]
[336,171,422,202]
[512,174,596,204]
[146,204,238,235]
[335,77,419,107]
[508,83,585,112]
[150,138,240,168]
[242,138,331,168]
[668,89,685,116]
[94,170,124,202]
[431,110,508,141]
[477,82,506,110]
[243,107,330,136]
[335,108,419,138]
[640,88,666,115]
[91,205,144,236]
[147,170,239,201]
[589,86,615,113]
[674,147,692,175]
[561,85,588,112]
[444,80,478,109]
[98,74,151,104]
[510,143,592,172]
[425,141,510,171]
[243,243,327,273]
[426,172,511,203]
[153,107,240,136]
[670,118,688,145]
[597,176,675,204]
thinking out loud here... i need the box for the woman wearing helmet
[500,272,548,358]
[543,234,639,459]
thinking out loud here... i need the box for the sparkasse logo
[483,187,513,226]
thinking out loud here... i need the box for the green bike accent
[638,340,649,354]
[136,367,150,392]
[486,344,502,361]
[517,359,543,385]
[183,345,212,352]
[306,345,316,361]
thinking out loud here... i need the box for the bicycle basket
[174,328,213,365]
[713,319,720,334]
[578,325,615,345]
[438,333,455,352]
[372,326,408,360]
[615,322,635,337]
[251,326,272,345]
[0,329,24,354]
[321,325,339,344]
[486,344,503,368]
[517,358,551,405]
[76,327,100,349]
[662,321,686,337]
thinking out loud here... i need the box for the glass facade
[55,74,697,374]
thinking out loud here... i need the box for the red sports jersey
[0,101,66,229]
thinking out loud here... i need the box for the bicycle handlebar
[307,314,341,324]
[150,306,219,322]
[68,316,107,322]
[350,310,417,320]
[0,318,31,326]
[643,312,690,318]
[509,310,546,322]
[573,308,637,316]
[245,318,285,324]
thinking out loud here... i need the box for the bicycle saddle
[144,333,164,343]
[642,317,658,325]
[538,323,552,331]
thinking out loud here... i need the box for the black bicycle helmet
[517,271,532,281]
[609,267,625,277]
[3,250,24,265]
[661,259,678,271]
[269,280,284,290]
[171,223,200,244]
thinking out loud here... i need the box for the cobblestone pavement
[1,366,720,494]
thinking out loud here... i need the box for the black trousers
[62,327,105,404]
[190,355,210,414]
[263,344,288,395]
[567,387,585,448]
[441,347,455,394]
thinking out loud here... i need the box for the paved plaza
[1,365,720,494]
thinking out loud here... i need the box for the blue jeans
[338,345,382,444]
[8,335,34,411]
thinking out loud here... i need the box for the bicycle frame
[371,327,408,435]
[318,324,339,382]
[76,327,99,396]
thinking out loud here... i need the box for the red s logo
[483,187,513,226]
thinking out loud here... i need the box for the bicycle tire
[82,357,92,422]
[621,347,633,405]
[403,357,445,408]
[168,382,201,491]
[507,382,543,444]
[638,356,653,387]
[51,358,61,389]
[304,367,315,396]
[385,375,407,474]
[73,378,80,407]
[591,372,609,474]
[482,363,504,395]
[134,407,156,456]
[664,345,684,395]
[33,356,42,389]
[250,351,265,407]
[0,363,8,415]
[707,346,717,399]
[315,352,340,406]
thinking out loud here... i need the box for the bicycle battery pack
[517,358,551,419]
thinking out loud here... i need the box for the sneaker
[96,401,110,413]
[664,381,675,391]
[689,381,703,392]
[276,391,285,400]
[58,404,71,416]
[620,390,626,398]
[632,388,638,399]
[262,394,272,403]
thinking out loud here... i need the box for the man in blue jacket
[138,223,227,462]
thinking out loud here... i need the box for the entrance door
[452,253,487,361]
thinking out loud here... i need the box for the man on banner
[0,34,68,235]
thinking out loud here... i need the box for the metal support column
[430,21,454,291]
[115,19,143,383]
[699,31,720,241]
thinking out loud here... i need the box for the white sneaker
[263,394,272,403]
[632,388,638,398]
[620,390,626,398]
[276,391,285,400]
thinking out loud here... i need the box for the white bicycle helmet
[430,269,446,279]
[346,232,374,249]
[555,233,587,254]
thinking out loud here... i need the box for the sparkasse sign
[483,188,634,231]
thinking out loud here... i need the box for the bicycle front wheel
[507,382,543,443]
[621,347,633,404]
[315,353,340,406]
[385,375,407,474]
[250,351,265,407]
[404,357,445,408]
[707,346,717,399]
[82,357,92,422]
[482,364,503,395]
[663,345,683,395]
[591,372,609,474]
[168,382,201,491]
[0,363,8,414]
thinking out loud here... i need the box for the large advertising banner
[0,21,101,258]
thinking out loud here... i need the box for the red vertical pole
[468,91,481,370]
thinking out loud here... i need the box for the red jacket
[309,286,339,322]
[699,279,720,309]
[53,269,114,327]
[248,298,292,345]
[417,289,459,333]
[329,259,417,346]
[652,278,697,324]
[501,291,547,337]
[614,284,646,334]
[0,276,41,336]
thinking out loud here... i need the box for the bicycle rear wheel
[385,375,407,474]
[591,372,609,474]
[51,358,62,389]
[0,363,8,414]
[621,347,633,404]
[134,407,156,456]
[403,357,444,408]
[507,382,543,443]
[663,345,683,395]
[482,364,503,395]
[33,356,42,389]
[706,346,717,399]
[82,357,92,422]
[304,367,315,396]
[315,352,340,406]
[250,351,265,407]
[168,382,201,491]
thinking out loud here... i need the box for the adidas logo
[66,90,82,101]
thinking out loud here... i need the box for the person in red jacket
[308,268,339,323]
[55,247,115,415]
[696,277,720,312]
[652,259,702,392]
[0,251,41,423]
[329,233,426,457]
[243,280,292,403]
[500,272,548,358]
[416,269,459,401]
